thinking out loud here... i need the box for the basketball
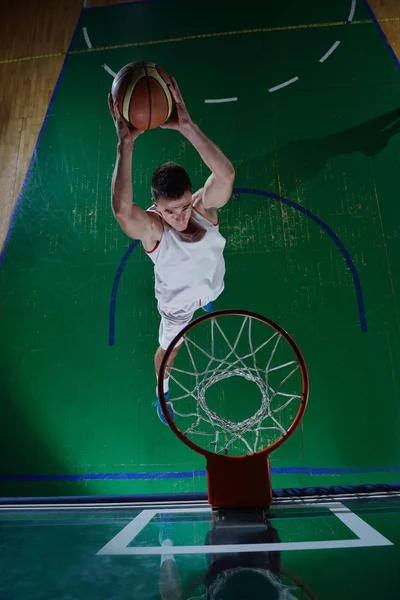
[111,61,174,130]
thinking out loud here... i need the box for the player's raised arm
[108,95,161,244]
[161,78,235,210]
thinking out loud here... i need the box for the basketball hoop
[158,309,309,508]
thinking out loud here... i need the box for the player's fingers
[172,77,184,100]
[169,77,182,103]
[113,100,122,120]
[108,94,116,120]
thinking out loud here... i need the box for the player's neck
[180,219,198,235]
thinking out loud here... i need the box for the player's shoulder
[146,205,163,229]
[141,207,163,252]
[192,189,218,225]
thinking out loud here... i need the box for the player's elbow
[224,162,235,183]
[112,204,130,228]
[112,194,128,221]
[111,201,123,221]
[214,164,235,188]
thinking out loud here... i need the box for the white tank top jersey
[145,205,226,311]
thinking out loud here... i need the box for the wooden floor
[0,0,399,250]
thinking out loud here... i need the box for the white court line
[319,40,341,63]
[348,0,357,22]
[96,502,393,556]
[82,27,92,49]
[97,509,157,555]
[331,504,392,546]
[204,97,238,104]
[82,0,87,7]
[158,507,210,514]
[103,64,117,77]
[97,538,391,555]
[2,492,400,511]
[268,77,299,93]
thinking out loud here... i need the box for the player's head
[151,162,193,231]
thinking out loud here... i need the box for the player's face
[156,191,193,231]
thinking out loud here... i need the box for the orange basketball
[111,61,174,130]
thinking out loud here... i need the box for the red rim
[158,309,309,460]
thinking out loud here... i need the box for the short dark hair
[151,162,192,202]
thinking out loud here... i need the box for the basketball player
[108,77,235,424]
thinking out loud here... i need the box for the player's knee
[170,345,180,358]
[156,343,180,363]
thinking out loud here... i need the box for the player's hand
[108,94,144,145]
[160,77,193,131]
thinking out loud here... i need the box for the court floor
[1,493,400,598]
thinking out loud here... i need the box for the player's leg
[154,344,181,424]
[155,344,180,381]
[158,524,182,600]
[153,307,194,425]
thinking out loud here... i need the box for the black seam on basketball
[143,61,152,130]
[150,70,171,121]
[152,78,171,122]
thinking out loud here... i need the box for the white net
[165,312,306,457]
